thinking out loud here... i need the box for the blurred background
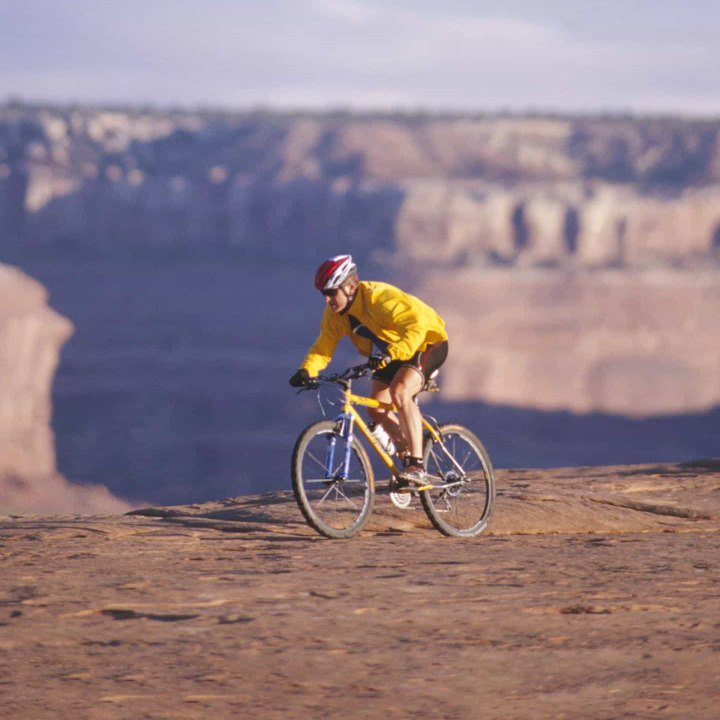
[1,1,719,512]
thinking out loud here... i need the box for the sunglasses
[321,288,341,297]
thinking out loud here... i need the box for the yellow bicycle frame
[343,386,443,473]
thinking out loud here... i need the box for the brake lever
[295,379,320,394]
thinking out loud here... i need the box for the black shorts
[372,340,448,386]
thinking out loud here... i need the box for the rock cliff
[0,264,131,514]
[421,267,720,416]
[2,105,720,507]
[2,106,720,267]
[0,264,73,479]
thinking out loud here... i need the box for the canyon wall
[420,268,720,416]
[2,107,720,267]
[1,105,719,505]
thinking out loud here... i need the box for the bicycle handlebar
[296,362,371,392]
[319,362,371,384]
[295,359,439,398]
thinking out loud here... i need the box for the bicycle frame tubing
[337,386,443,473]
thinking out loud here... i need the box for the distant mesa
[0,263,132,515]
[0,105,719,268]
[1,105,720,509]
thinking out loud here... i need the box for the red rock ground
[2,461,720,719]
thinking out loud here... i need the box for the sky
[2,0,719,116]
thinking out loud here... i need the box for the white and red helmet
[314,254,357,291]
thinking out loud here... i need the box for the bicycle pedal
[416,484,433,492]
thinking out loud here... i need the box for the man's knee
[390,381,419,408]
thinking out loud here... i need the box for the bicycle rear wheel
[420,423,495,537]
[292,420,375,539]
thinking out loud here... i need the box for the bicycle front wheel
[292,420,375,539]
[420,423,495,537]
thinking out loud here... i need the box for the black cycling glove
[368,353,391,371]
[289,368,311,387]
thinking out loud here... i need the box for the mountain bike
[291,362,495,538]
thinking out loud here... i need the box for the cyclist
[289,254,448,486]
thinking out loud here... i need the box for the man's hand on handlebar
[368,353,391,371]
[289,368,311,387]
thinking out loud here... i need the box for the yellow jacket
[300,281,447,377]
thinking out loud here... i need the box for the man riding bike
[289,254,449,487]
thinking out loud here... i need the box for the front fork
[326,412,356,480]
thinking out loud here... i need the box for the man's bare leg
[389,367,424,460]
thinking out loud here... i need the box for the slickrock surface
[2,461,720,719]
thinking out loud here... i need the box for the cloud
[266,84,420,110]
[1,1,718,114]
[309,0,375,23]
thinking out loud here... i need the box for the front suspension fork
[328,412,355,480]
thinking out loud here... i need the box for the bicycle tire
[420,423,495,537]
[292,420,375,539]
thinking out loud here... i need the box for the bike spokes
[292,421,374,538]
[420,424,495,537]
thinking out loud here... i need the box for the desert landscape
[3,3,720,717]
[1,106,719,720]
[2,106,720,510]
[2,460,720,718]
